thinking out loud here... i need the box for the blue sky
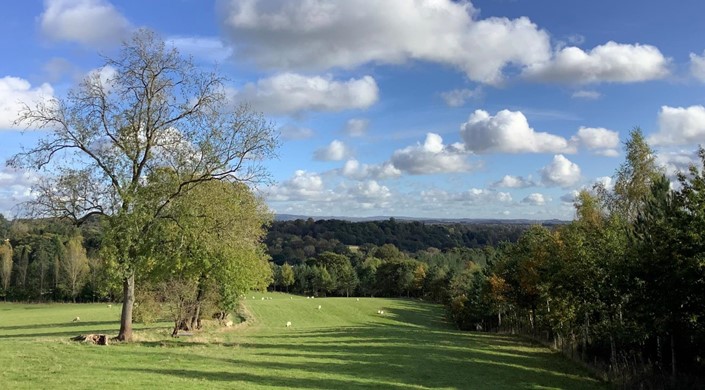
[1,0,704,220]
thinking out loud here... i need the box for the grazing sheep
[306,296,310,299]
[290,297,293,300]
[317,305,321,310]
[356,298,360,301]
[72,316,80,322]
[225,320,234,327]
[261,297,265,300]
[252,296,255,300]
[107,304,112,308]
[286,321,292,327]
[377,310,384,315]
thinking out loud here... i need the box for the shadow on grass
[117,300,606,389]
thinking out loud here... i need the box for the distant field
[0,294,607,389]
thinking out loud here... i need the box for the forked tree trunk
[117,273,135,341]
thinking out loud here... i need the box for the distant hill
[274,214,568,225]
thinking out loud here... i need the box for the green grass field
[0,293,607,389]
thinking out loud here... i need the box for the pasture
[0,294,606,389]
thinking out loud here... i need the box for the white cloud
[421,188,512,204]
[0,166,39,217]
[267,170,331,201]
[0,77,55,130]
[279,124,314,140]
[218,0,551,85]
[390,133,471,174]
[690,51,705,82]
[656,149,699,178]
[524,41,669,84]
[492,175,535,188]
[346,180,392,203]
[540,154,581,188]
[236,73,378,115]
[560,190,579,204]
[460,109,573,154]
[39,0,131,48]
[572,126,619,156]
[344,118,369,137]
[314,140,352,161]
[650,105,705,146]
[341,159,401,180]
[168,36,233,63]
[440,87,482,107]
[571,90,601,100]
[522,193,548,205]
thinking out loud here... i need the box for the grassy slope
[0,294,607,389]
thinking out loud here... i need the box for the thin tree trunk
[670,332,676,378]
[117,273,135,342]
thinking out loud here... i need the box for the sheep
[376,310,384,315]
[72,316,80,322]
[290,297,293,300]
[356,298,360,302]
[107,304,112,308]
[252,296,255,300]
[286,321,292,327]
[317,305,321,310]
[261,297,265,300]
[306,296,310,299]
[225,320,234,327]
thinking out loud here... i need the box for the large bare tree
[9,29,277,341]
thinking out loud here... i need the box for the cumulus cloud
[390,133,471,174]
[690,51,705,82]
[341,159,401,180]
[314,140,352,161]
[0,166,39,217]
[236,73,378,115]
[572,127,619,156]
[440,87,482,107]
[0,77,55,130]
[346,180,392,204]
[279,124,314,140]
[218,0,551,85]
[267,170,331,201]
[656,150,699,179]
[492,175,535,188]
[168,36,233,63]
[522,193,548,205]
[421,188,512,204]
[344,118,369,137]
[540,154,581,187]
[571,90,601,100]
[460,109,573,154]
[524,41,669,84]
[650,105,705,146]
[39,0,131,47]
[560,190,579,204]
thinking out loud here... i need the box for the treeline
[445,132,705,387]
[266,218,528,264]
[0,215,115,302]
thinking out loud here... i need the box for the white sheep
[317,305,321,310]
[107,304,112,308]
[225,320,234,327]
[290,297,293,300]
[72,316,80,322]
[377,310,384,315]
[306,296,310,299]
[356,298,360,301]
[261,297,265,300]
[252,296,255,300]
[286,321,292,327]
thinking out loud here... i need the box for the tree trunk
[117,273,135,342]
[670,332,676,378]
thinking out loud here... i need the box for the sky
[1,0,705,220]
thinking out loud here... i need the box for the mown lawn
[0,294,608,389]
